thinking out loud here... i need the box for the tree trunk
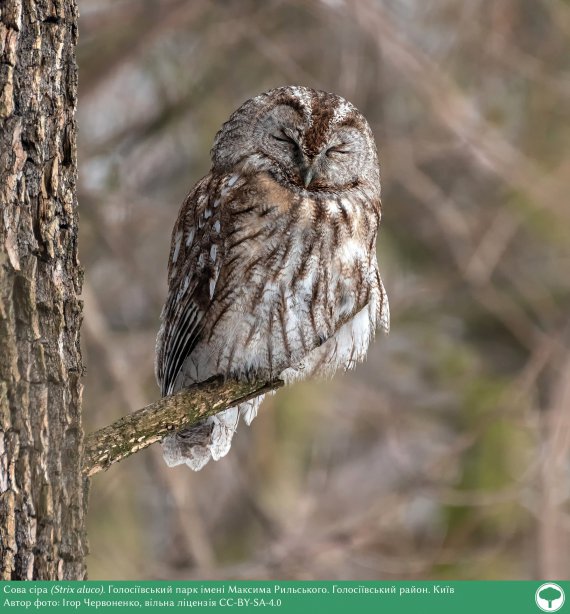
[0,0,86,580]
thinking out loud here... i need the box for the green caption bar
[0,581,568,613]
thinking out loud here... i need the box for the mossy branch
[82,377,284,477]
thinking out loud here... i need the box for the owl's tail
[161,396,264,471]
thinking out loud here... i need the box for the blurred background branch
[79,0,570,580]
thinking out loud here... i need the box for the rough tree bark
[0,0,87,579]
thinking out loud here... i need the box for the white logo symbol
[536,583,565,612]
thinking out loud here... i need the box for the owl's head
[211,86,380,192]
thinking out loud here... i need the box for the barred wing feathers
[155,175,223,396]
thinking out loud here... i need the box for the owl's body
[156,86,389,470]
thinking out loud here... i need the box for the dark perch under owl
[155,86,390,470]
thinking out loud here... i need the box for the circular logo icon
[536,583,565,612]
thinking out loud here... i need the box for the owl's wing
[156,176,222,396]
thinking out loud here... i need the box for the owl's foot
[161,397,264,470]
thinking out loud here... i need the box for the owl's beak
[303,166,315,188]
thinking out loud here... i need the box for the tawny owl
[155,86,389,470]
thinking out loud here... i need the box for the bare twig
[83,378,283,477]
[538,351,570,578]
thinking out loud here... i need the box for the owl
[155,86,389,470]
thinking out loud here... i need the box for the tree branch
[82,377,284,477]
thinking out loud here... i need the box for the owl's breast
[181,171,382,383]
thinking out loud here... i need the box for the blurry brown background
[78,0,570,580]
